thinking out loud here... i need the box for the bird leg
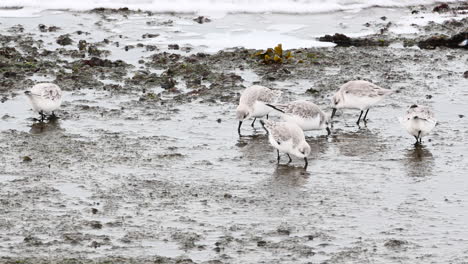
[356,110,364,125]
[237,121,243,136]
[363,109,370,122]
[331,108,337,119]
[326,127,331,136]
[251,118,257,128]
[277,149,281,163]
[39,111,46,122]
[287,154,292,164]
[266,114,269,120]
[304,157,308,169]
[259,120,269,135]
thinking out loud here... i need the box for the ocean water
[0,0,465,15]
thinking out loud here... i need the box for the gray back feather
[279,100,326,124]
[340,80,392,98]
[405,105,435,121]
[263,120,303,147]
[32,83,62,101]
[240,85,281,107]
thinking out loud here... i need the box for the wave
[0,0,464,15]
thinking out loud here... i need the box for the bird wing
[407,105,436,121]
[42,87,62,101]
[32,83,62,101]
[256,87,282,104]
[342,81,391,98]
[287,101,324,120]
[240,85,280,106]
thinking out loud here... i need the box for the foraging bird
[400,104,436,144]
[266,100,331,136]
[236,85,282,136]
[25,83,62,121]
[331,80,392,125]
[260,120,311,169]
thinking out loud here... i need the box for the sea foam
[0,0,465,16]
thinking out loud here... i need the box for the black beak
[238,121,243,136]
[331,108,337,119]
[24,91,31,95]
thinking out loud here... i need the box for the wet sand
[1,4,468,264]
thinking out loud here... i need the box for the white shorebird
[331,80,392,125]
[25,83,62,121]
[236,85,282,136]
[260,120,311,169]
[266,100,331,136]
[400,104,436,144]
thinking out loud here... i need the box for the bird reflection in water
[29,118,62,134]
[271,165,310,187]
[403,144,434,178]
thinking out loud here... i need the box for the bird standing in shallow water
[236,85,282,136]
[25,83,62,122]
[400,104,436,145]
[331,80,392,125]
[260,120,311,169]
[266,100,331,136]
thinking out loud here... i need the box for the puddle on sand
[0,174,21,183]
[55,182,93,199]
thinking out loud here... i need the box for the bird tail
[382,89,394,96]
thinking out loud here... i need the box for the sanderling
[400,104,436,144]
[331,80,392,125]
[260,120,311,169]
[236,85,282,136]
[266,100,331,136]
[25,83,62,121]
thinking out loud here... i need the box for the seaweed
[252,44,293,64]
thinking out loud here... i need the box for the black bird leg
[287,154,292,164]
[356,110,364,125]
[237,121,243,136]
[251,118,257,127]
[266,114,269,120]
[326,127,331,136]
[304,157,308,169]
[260,120,269,135]
[363,109,370,122]
[277,149,280,163]
[39,111,46,122]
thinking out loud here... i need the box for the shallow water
[2,57,468,262]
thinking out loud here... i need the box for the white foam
[0,0,465,17]
[171,30,335,52]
